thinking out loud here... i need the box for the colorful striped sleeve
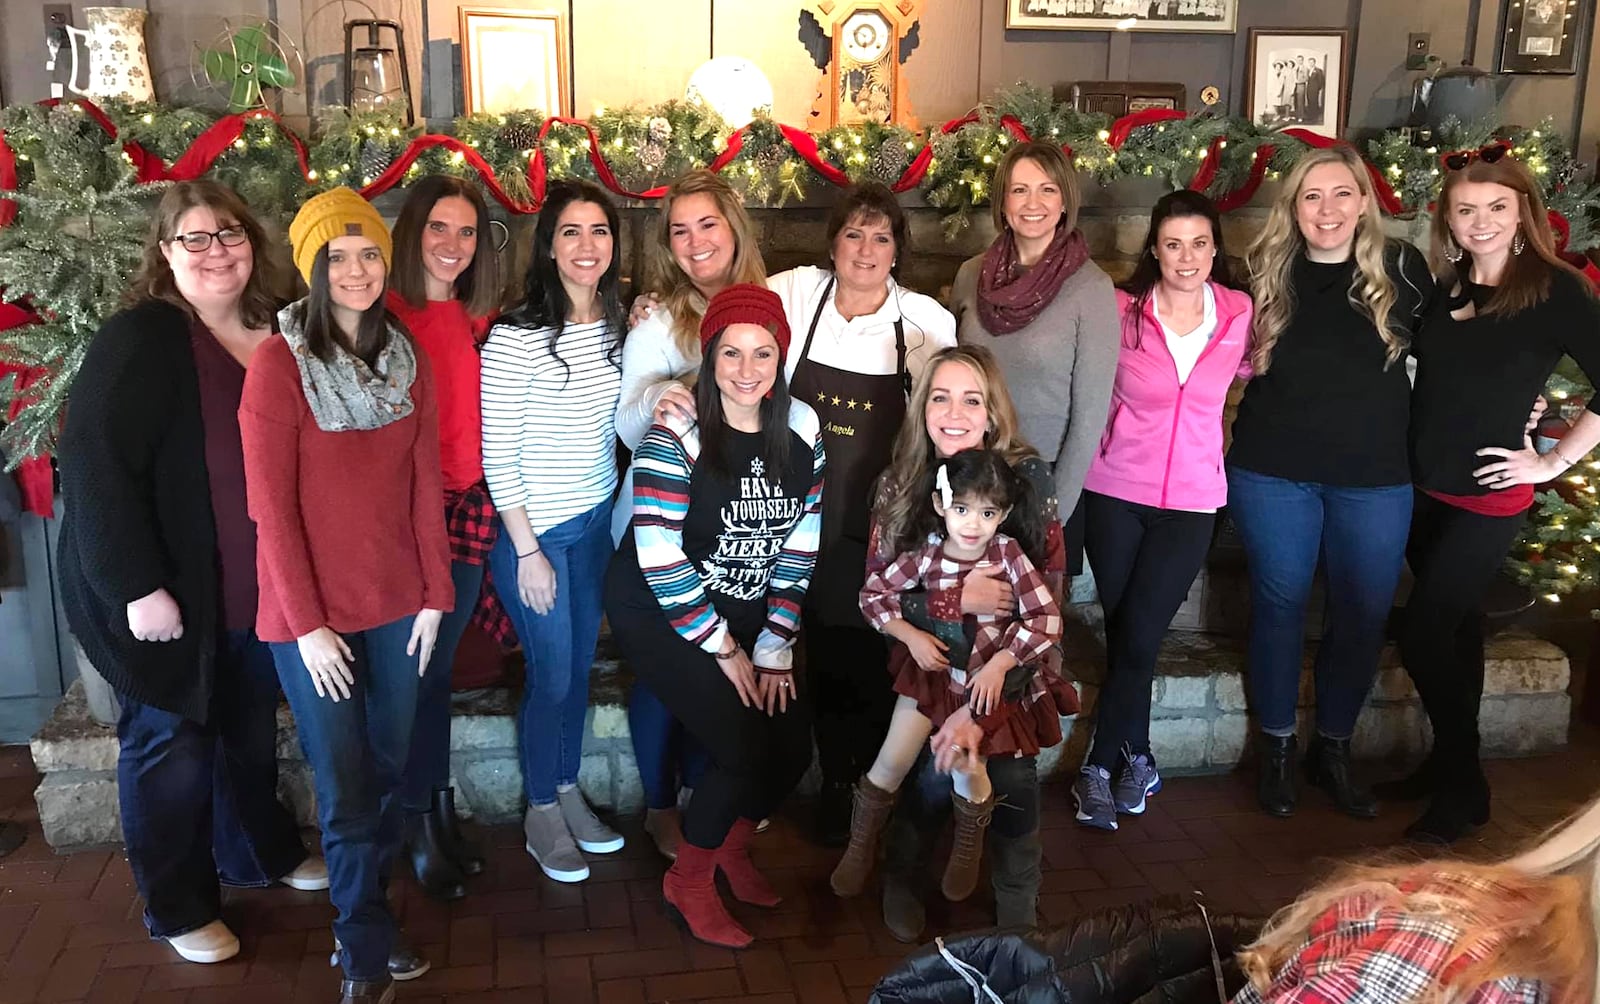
[631,419,728,656]
[751,403,826,670]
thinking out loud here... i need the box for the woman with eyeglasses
[1399,144,1600,844]
[57,181,325,967]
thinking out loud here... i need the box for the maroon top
[189,322,258,632]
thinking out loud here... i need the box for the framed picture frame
[1006,0,1236,33]
[1244,28,1350,139]
[1499,0,1588,74]
[458,7,569,116]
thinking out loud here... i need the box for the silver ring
[949,744,963,753]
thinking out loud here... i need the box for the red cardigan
[239,335,454,643]
[386,290,491,492]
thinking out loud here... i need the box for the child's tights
[864,694,993,802]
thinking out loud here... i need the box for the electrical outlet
[1406,32,1431,71]
[43,4,72,30]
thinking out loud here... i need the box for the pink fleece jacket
[1082,283,1254,511]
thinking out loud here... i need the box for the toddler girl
[831,448,1063,902]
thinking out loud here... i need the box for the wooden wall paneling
[709,1,823,126]
[977,0,1111,99]
[573,0,708,116]
[1125,35,1233,111]
[297,0,423,125]
[902,0,983,125]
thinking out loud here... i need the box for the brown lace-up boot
[828,776,897,897]
[941,791,995,902]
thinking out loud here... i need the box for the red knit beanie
[699,284,791,359]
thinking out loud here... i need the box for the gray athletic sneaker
[1072,765,1118,831]
[1112,746,1162,815]
[523,803,590,882]
[556,786,625,854]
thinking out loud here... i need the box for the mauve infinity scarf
[975,224,1091,335]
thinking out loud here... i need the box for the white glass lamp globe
[684,57,775,128]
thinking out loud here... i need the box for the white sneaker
[280,855,330,891]
[167,919,240,963]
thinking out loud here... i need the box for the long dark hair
[290,244,396,365]
[389,175,502,316]
[1121,190,1239,348]
[125,179,284,328]
[928,448,1046,570]
[694,325,794,486]
[502,179,624,385]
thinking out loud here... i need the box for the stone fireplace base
[29,619,1568,851]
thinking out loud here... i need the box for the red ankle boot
[716,817,781,907]
[663,842,753,948]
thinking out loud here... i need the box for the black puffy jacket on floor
[870,895,1263,1004]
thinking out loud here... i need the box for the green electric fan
[192,19,304,112]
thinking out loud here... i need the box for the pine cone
[638,139,667,174]
[359,139,394,181]
[868,139,910,183]
[499,123,538,152]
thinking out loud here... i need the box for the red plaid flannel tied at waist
[444,482,517,649]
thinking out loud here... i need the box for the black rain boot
[1257,732,1298,818]
[1304,734,1378,819]
[1372,747,1439,802]
[434,787,485,877]
[404,809,467,900]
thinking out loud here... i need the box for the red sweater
[387,290,491,492]
[239,335,454,643]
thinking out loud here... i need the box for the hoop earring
[1513,229,1526,256]
[1444,237,1464,264]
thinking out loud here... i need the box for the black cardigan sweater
[57,300,222,724]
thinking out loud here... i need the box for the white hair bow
[935,464,953,509]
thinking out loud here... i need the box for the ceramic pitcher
[66,7,155,103]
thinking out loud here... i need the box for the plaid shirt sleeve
[859,543,934,631]
[1231,879,1553,1004]
[993,538,1063,667]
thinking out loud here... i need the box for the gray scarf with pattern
[277,301,416,432]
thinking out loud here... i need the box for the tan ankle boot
[941,791,995,902]
[828,777,897,898]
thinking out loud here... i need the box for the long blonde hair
[643,170,767,358]
[875,345,1037,560]
[1429,153,1594,317]
[1240,799,1600,1004]
[1245,145,1404,375]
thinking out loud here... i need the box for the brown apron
[788,278,909,628]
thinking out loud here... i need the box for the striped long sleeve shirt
[631,402,825,670]
[480,317,621,532]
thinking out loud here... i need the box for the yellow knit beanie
[287,186,392,285]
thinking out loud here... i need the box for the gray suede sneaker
[523,803,590,882]
[1072,765,1118,831]
[1112,746,1163,815]
[556,786,625,854]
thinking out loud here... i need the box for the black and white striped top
[480,318,622,533]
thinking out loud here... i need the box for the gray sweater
[949,254,1120,520]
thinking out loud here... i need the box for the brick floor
[1,730,1598,1004]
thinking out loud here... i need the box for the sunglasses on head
[1441,140,1513,172]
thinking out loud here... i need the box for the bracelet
[1551,445,1579,469]
[516,542,541,558]
[714,645,740,661]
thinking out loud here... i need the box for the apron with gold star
[788,278,909,628]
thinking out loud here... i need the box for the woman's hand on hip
[126,588,183,642]
[961,564,1015,616]
[931,706,983,774]
[518,550,557,614]
[652,383,697,426]
[297,627,355,702]
[408,608,445,676]
[716,643,760,709]
[1475,432,1562,488]
[756,668,795,716]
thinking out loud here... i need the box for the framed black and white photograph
[1244,28,1349,139]
[1499,0,1588,74]
[1007,0,1236,33]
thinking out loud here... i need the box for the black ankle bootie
[1257,733,1298,818]
[1304,734,1379,819]
[434,786,485,876]
[404,809,467,900]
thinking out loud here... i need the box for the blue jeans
[1225,465,1413,738]
[489,499,614,806]
[628,681,709,810]
[401,556,485,813]
[271,616,421,982]
[117,629,308,939]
